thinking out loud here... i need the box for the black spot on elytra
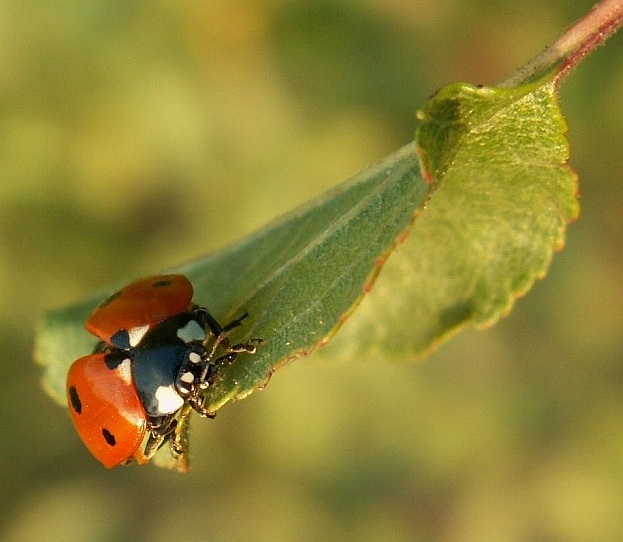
[151,279,173,288]
[69,386,82,414]
[98,290,123,309]
[102,428,116,447]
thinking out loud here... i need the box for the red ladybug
[66,275,260,469]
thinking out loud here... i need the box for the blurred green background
[2,1,623,540]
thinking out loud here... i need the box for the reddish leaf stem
[500,0,623,87]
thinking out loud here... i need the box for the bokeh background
[2,1,623,540]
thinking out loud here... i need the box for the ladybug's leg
[194,307,231,349]
[222,312,264,355]
[222,310,251,333]
[173,345,233,406]
[176,349,239,418]
[194,308,262,383]
[142,432,167,461]
[141,411,193,472]
[197,351,238,390]
[196,338,264,390]
[187,394,218,418]
[142,414,178,460]
[169,405,192,473]
[188,345,265,417]
[178,309,264,416]
[196,309,259,354]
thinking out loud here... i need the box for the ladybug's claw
[189,394,217,419]
[230,337,265,355]
[222,310,250,333]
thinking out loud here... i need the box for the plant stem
[500,0,623,87]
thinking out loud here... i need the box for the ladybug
[66,274,260,469]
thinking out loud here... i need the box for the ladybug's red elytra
[66,274,260,470]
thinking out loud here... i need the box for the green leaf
[35,144,430,408]
[36,75,578,414]
[323,77,578,360]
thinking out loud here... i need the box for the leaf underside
[36,75,578,417]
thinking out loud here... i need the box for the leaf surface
[324,77,578,360]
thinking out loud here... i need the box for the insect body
[66,275,259,469]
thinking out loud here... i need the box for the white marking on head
[128,324,150,347]
[180,372,194,384]
[154,386,184,415]
[177,320,206,343]
[188,352,202,365]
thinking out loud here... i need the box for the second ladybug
[66,274,260,470]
